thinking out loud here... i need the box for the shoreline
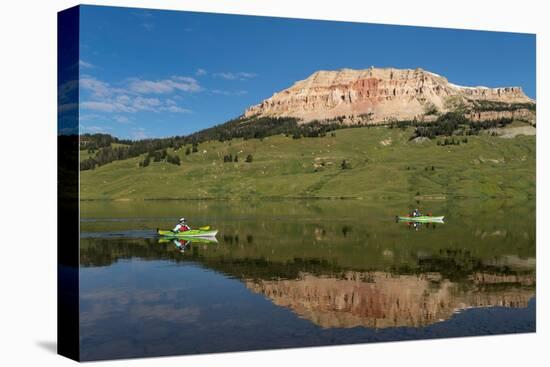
[79,194,535,202]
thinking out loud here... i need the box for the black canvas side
[57,5,80,362]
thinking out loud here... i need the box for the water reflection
[78,199,536,360]
[403,221,441,231]
[158,237,218,253]
[246,270,534,329]
[80,232,535,331]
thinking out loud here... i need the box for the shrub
[223,154,233,163]
[167,154,181,166]
[80,158,97,171]
[142,155,150,167]
[423,102,439,116]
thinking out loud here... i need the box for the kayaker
[172,217,191,233]
[412,208,422,217]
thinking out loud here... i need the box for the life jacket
[178,224,190,232]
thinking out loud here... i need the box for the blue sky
[78,5,536,139]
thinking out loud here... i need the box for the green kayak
[157,229,218,237]
[158,237,218,244]
[398,216,445,223]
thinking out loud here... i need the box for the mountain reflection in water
[246,270,534,329]
[81,234,535,331]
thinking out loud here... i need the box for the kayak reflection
[158,236,219,253]
[405,221,441,231]
[395,213,445,231]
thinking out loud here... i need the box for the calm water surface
[79,199,535,361]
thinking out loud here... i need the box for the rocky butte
[244,67,535,124]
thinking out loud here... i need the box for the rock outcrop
[466,109,534,122]
[243,67,535,124]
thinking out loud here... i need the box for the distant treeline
[80,133,128,150]
[185,116,345,142]
[410,112,513,140]
[384,112,514,141]
[79,116,348,171]
[468,100,536,113]
[79,107,530,171]
[80,137,189,171]
[139,149,180,167]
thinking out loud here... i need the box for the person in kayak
[172,217,191,233]
[411,208,422,217]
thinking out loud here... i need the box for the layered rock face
[466,109,534,122]
[246,271,535,329]
[243,67,535,124]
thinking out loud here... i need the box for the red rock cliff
[243,67,534,124]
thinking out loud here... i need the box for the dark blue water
[80,258,535,361]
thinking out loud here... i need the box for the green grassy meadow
[80,125,535,200]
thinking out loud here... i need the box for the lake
[79,199,535,361]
